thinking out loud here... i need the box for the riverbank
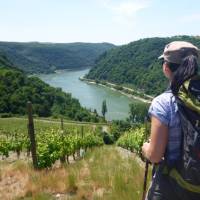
[79,77,153,104]
[37,68,147,120]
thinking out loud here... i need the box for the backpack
[175,75,200,187]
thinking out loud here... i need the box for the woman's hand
[142,142,150,159]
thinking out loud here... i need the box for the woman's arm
[142,116,168,163]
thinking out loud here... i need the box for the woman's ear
[163,63,173,79]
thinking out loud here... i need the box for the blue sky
[0,0,200,45]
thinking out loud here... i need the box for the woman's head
[159,41,200,95]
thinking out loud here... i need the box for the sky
[0,0,200,45]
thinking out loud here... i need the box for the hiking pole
[142,117,149,200]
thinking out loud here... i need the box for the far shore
[79,77,153,104]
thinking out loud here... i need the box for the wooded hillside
[86,36,200,95]
[0,42,115,74]
[0,55,99,122]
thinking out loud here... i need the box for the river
[38,68,138,121]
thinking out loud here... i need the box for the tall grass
[87,146,147,200]
[1,145,151,200]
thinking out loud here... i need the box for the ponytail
[170,55,199,95]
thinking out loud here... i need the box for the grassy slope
[0,117,107,135]
[0,146,151,200]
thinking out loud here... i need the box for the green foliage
[0,42,115,74]
[129,102,149,123]
[0,124,104,168]
[0,113,12,118]
[113,85,123,90]
[101,100,107,118]
[102,131,114,144]
[0,138,10,157]
[86,36,200,95]
[39,130,104,168]
[117,126,146,155]
[110,120,132,141]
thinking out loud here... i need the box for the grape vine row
[116,126,146,156]
[0,127,103,168]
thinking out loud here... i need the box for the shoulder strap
[177,75,200,114]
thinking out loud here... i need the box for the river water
[38,68,138,121]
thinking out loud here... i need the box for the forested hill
[0,42,115,74]
[86,36,200,95]
[0,53,15,69]
[0,55,100,122]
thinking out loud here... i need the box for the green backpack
[168,75,200,193]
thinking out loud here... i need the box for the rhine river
[38,68,138,121]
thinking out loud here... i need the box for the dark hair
[169,55,199,95]
[167,62,180,72]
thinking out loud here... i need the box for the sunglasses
[160,59,167,65]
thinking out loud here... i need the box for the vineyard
[0,118,149,168]
[117,126,147,156]
[0,118,104,168]
[0,118,151,200]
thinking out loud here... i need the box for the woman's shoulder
[149,90,177,125]
[152,90,175,106]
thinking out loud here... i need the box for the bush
[113,85,123,90]
[117,126,146,155]
[102,132,114,144]
[0,113,12,118]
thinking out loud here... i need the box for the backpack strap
[178,76,200,114]
[169,168,200,193]
[160,164,200,193]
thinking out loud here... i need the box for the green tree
[129,102,149,123]
[101,100,107,119]
[94,109,98,117]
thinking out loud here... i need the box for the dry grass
[0,146,151,200]
[0,161,29,200]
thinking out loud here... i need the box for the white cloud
[96,0,151,27]
[179,14,200,23]
[113,1,150,16]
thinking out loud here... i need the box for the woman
[142,41,200,200]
